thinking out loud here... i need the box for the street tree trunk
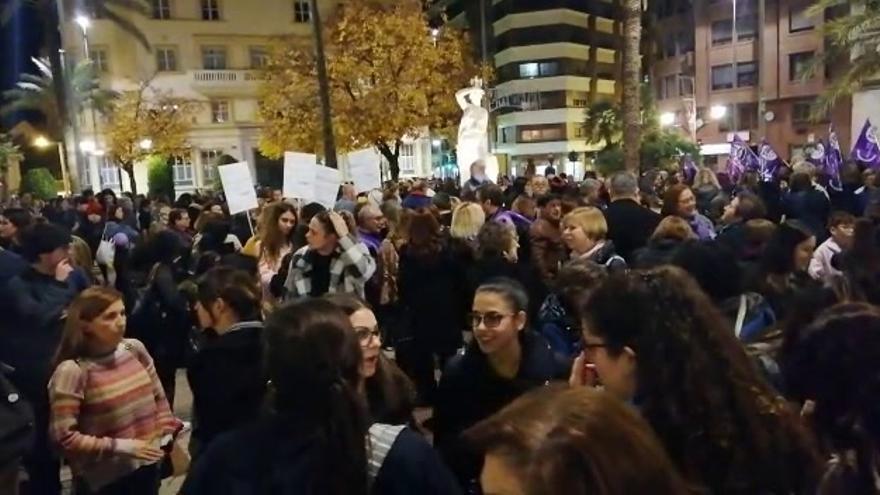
[621,0,643,172]
[122,163,137,195]
[309,0,337,169]
[376,140,401,182]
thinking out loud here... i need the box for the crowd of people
[2,155,880,494]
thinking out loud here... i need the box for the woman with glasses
[325,293,415,426]
[573,267,820,495]
[434,277,570,492]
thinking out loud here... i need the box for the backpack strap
[734,294,747,339]
[366,424,406,485]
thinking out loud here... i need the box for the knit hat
[20,223,72,262]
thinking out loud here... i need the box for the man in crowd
[529,194,566,285]
[461,159,492,200]
[334,184,358,214]
[603,171,661,262]
[717,192,768,258]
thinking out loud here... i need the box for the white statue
[456,78,490,184]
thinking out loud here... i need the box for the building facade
[651,0,852,168]
[60,0,435,195]
[448,0,621,177]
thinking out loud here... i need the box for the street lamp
[32,136,71,193]
[710,105,728,120]
[33,136,51,149]
[659,112,676,127]
[80,139,96,153]
[139,139,153,150]
[75,14,91,32]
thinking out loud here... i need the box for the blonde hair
[693,167,720,189]
[562,207,607,241]
[54,287,123,367]
[652,216,697,242]
[451,202,486,240]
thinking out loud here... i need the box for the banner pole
[245,210,255,237]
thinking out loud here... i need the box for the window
[572,98,588,107]
[574,125,586,138]
[792,100,812,123]
[399,143,415,173]
[200,149,223,182]
[90,49,109,73]
[790,2,815,32]
[151,0,171,19]
[249,47,269,69]
[519,62,539,78]
[680,76,695,96]
[99,157,119,187]
[519,126,564,142]
[738,102,758,130]
[677,30,694,53]
[711,64,734,90]
[500,127,513,144]
[211,100,230,123]
[201,47,227,70]
[661,74,678,99]
[789,51,814,81]
[172,155,194,185]
[718,105,735,131]
[712,19,733,45]
[736,15,758,40]
[539,61,559,76]
[736,61,758,87]
[663,33,677,58]
[201,0,220,20]
[156,47,178,72]
[294,1,311,23]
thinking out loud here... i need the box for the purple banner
[728,135,759,183]
[758,139,783,183]
[826,124,844,190]
[681,154,697,184]
[852,119,880,170]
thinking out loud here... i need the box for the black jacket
[434,331,571,489]
[182,417,460,495]
[603,199,662,263]
[717,221,748,259]
[782,190,830,241]
[633,238,685,269]
[186,321,266,448]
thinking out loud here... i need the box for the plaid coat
[283,235,377,299]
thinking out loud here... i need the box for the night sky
[1,2,43,130]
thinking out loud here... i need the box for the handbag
[0,363,34,468]
[96,224,116,266]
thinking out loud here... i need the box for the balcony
[190,70,263,94]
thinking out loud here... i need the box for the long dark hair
[786,303,880,494]
[758,220,813,276]
[196,267,262,323]
[264,299,368,495]
[404,208,443,260]
[660,184,690,217]
[581,267,819,494]
[259,202,297,265]
[323,293,416,425]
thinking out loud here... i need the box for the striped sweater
[48,338,180,490]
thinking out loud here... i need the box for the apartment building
[61,0,435,194]
[447,0,621,177]
[651,0,852,167]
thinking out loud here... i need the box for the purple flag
[728,135,759,183]
[681,154,697,184]
[826,125,844,190]
[758,139,783,183]
[807,140,826,169]
[852,119,880,170]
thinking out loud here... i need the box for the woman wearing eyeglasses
[325,293,416,426]
[433,277,570,492]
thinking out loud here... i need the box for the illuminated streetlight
[93,149,106,157]
[659,112,675,127]
[431,28,439,37]
[432,139,441,147]
[75,14,91,32]
[80,140,96,153]
[33,136,51,149]
[710,105,728,120]
[139,138,153,150]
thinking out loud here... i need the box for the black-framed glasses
[354,326,380,345]
[469,312,513,329]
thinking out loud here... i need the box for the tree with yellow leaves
[105,85,200,194]
[259,0,484,180]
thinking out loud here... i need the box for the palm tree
[807,0,880,117]
[2,57,119,138]
[584,100,623,150]
[621,0,643,171]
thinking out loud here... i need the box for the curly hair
[580,266,819,494]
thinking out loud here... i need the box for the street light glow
[659,112,675,126]
[93,149,106,157]
[75,14,91,32]
[80,140,96,153]
[432,139,441,147]
[710,105,728,120]
[139,139,153,150]
[431,28,440,37]
[33,136,51,149]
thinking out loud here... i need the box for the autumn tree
[259,0,483,180]
[105,85,199,194]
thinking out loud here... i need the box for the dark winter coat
[782,190,831,241]
[603,198,662,262]
[632,238,686,269]
[186,321,266,449]
[434,331,571,490]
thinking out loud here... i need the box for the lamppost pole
[308,0,338,169]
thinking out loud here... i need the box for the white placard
[314,166,342,208]
[347,148,382,192]
[283,152,317,200]
[217,162,258,215]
